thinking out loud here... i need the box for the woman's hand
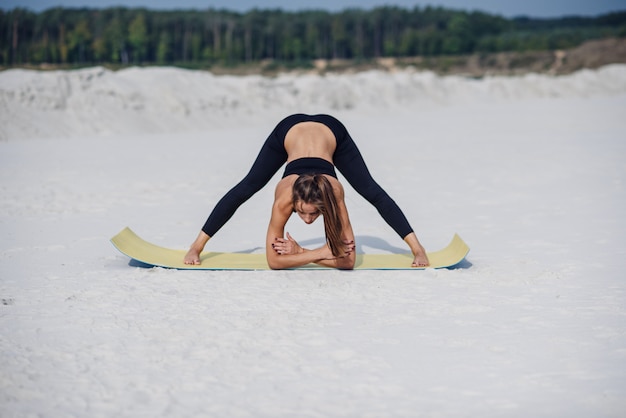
[320,239,355,260]
[272,232,303,255]
[342,239,356,257]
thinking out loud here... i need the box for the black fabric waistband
[282,157,337,178]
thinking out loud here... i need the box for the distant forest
[1,6,625,68]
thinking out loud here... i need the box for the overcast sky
[1,0,624,18]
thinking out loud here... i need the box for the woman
[184,114,429,269]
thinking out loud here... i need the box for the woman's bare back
[284,122,337,163]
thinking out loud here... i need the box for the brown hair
[292,174,344,257]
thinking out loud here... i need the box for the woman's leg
[184,120,290,264]
[200,114,316,236]
[201,134,287,237]
[329,117,414,239]
[327,116,429,266]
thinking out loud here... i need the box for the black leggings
[201,114,414,239]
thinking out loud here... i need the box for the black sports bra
[282,157,337,178]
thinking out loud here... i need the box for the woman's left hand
[272,232,303,255]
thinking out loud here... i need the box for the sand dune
[1,64,625,140]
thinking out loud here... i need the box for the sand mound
[1,64,625,140]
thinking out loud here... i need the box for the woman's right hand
[272,232,303,255]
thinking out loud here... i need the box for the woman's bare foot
[412,252,430,268]
[184,248,201,265]
[183,230,210,265]
[404,232,430,268]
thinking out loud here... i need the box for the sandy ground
[1,65,625,417]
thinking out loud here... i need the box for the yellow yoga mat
[111,227,469,270]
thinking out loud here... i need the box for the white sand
[1,65,625,417]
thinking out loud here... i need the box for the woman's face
[294,201,321,224]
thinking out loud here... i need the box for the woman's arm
[266,179,355,270]
[265,181,330,269]
[272,233,355,269]
[265,202,333,269]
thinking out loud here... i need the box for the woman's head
[292,174,344,257]
[292,174,325,223]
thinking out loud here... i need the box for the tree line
[1,6,625,67]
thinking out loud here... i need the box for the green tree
[128,13,148,63]
[68,19,92,63]
[156,31,171,64]
[104,16,128,63]
[331,15,347,58]
[442,13,469,54]
[59,22,68,63]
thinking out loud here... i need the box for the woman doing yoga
[184,114,429,269]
